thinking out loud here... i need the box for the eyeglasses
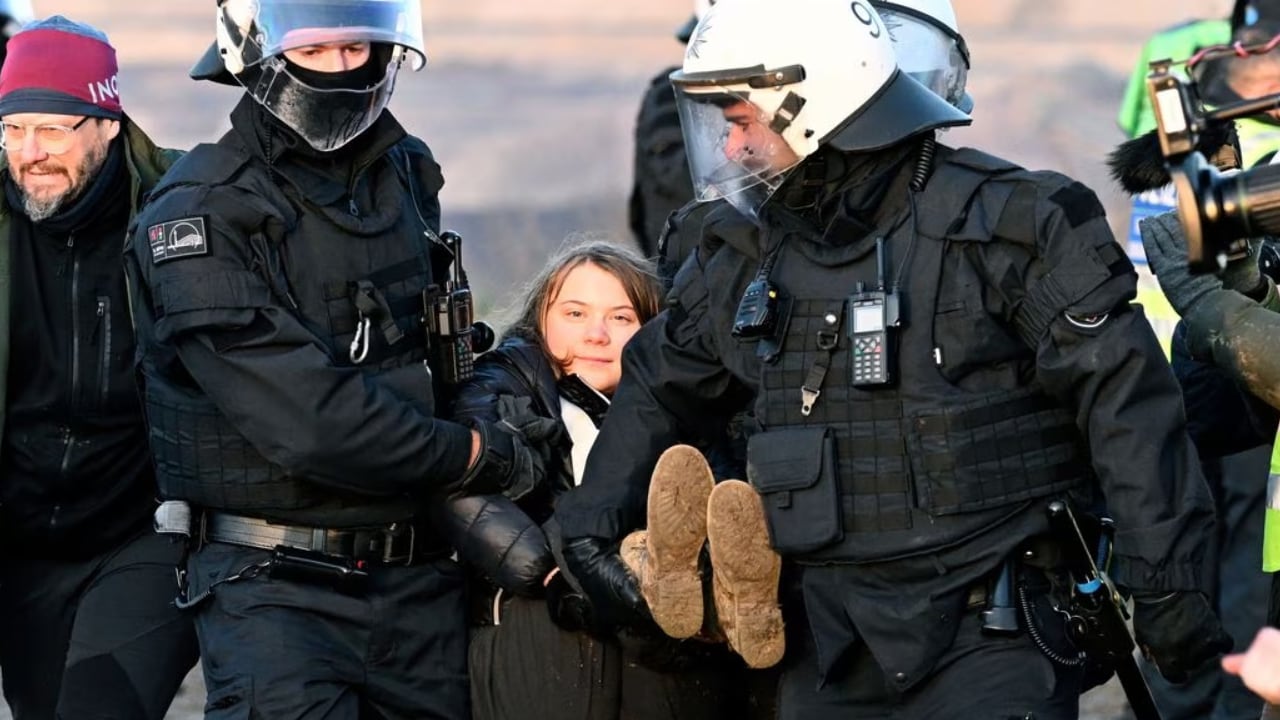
[0,116,92,155]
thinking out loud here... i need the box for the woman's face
[542,262,642,395]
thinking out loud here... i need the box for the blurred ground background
[0,0,1254,717]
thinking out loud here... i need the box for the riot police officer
[558,0,1229,717]
[0,0,32,67]
[124,1,550,717]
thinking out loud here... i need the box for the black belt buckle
[269,545,369,594]
[378,522,415,566]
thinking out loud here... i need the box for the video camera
[1144,54,1280,272]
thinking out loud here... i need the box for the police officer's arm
[555,252,751,541]
[132,185,474,498]
[981,176,1215,592]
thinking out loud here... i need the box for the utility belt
[159,505,453,609]
[967,511,1138,697]
[198,511,447,567]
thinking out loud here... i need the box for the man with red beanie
[0,15,198,720]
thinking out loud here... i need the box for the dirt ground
[0,0,1259,717]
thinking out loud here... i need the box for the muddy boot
[706,479,785,669]
[620,530,649,585]
[642,444,715,639]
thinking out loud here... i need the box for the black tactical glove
[560,536,652,636]
[543,568,595,633]
[455,419,551,502]
[495,395,568,451]
[1132,590,1233,683]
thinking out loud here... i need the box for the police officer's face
[4,112,120,222]
[721,99,799,176]
[282,41,371,72]
[542,262,642,396]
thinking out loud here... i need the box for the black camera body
[424,231,495,385]
[1146,59,1280,272]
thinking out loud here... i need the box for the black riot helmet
[1234,0,1280,32]
[675,0,713,43]
[191,0,428,152]
[0,0,33,67]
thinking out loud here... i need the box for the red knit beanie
[0,15,121,119]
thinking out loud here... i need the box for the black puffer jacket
[440,336,576,598]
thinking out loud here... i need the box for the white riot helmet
[872,0,971,112]
[210,0,427,152]
[671,0,970,219]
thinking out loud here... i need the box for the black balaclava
[282,43,393,92]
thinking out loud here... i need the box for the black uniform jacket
[124,98,473,523]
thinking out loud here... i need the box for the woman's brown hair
[504,238,663,371]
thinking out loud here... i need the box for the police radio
[424,231,495,385]
[847,238,901,388]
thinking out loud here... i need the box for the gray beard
[17,141,106,223]
[22,189,66,222]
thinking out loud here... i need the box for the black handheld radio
[424,231,495,385]
[846,238,901,387]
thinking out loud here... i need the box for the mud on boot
[706,479,785,669]
[642,444,715,639]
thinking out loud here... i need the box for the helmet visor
[879,8,968,109]
[673,84,803,218]
[249,53,400,151]
[227,0,426,70]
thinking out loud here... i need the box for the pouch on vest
[746,427,842,554]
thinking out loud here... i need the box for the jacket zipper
[54,234,81,529]
[53,425,73,529]
[69,234,81,408]
[97,296,111,408]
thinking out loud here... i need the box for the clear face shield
[879,8,968,109]
[673,85,803,221]
[219,0,427,151]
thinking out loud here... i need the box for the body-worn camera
[1146,57,1280,272]
[732,250,792,362]
[424,230,495,385]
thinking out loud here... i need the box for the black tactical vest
[140,142,442,526]
[741,150,1095,564]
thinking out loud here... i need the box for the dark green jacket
[0,116,181,455]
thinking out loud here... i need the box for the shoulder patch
[147,216,210,264]
[1048,182,1105,229]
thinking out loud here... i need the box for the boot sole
[644,445,715,639]
[707,479,785,669]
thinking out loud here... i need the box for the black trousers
[469,595,777,720]
[777,604,1083,720]
[0,528,200,720]
[189,541,468,720]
